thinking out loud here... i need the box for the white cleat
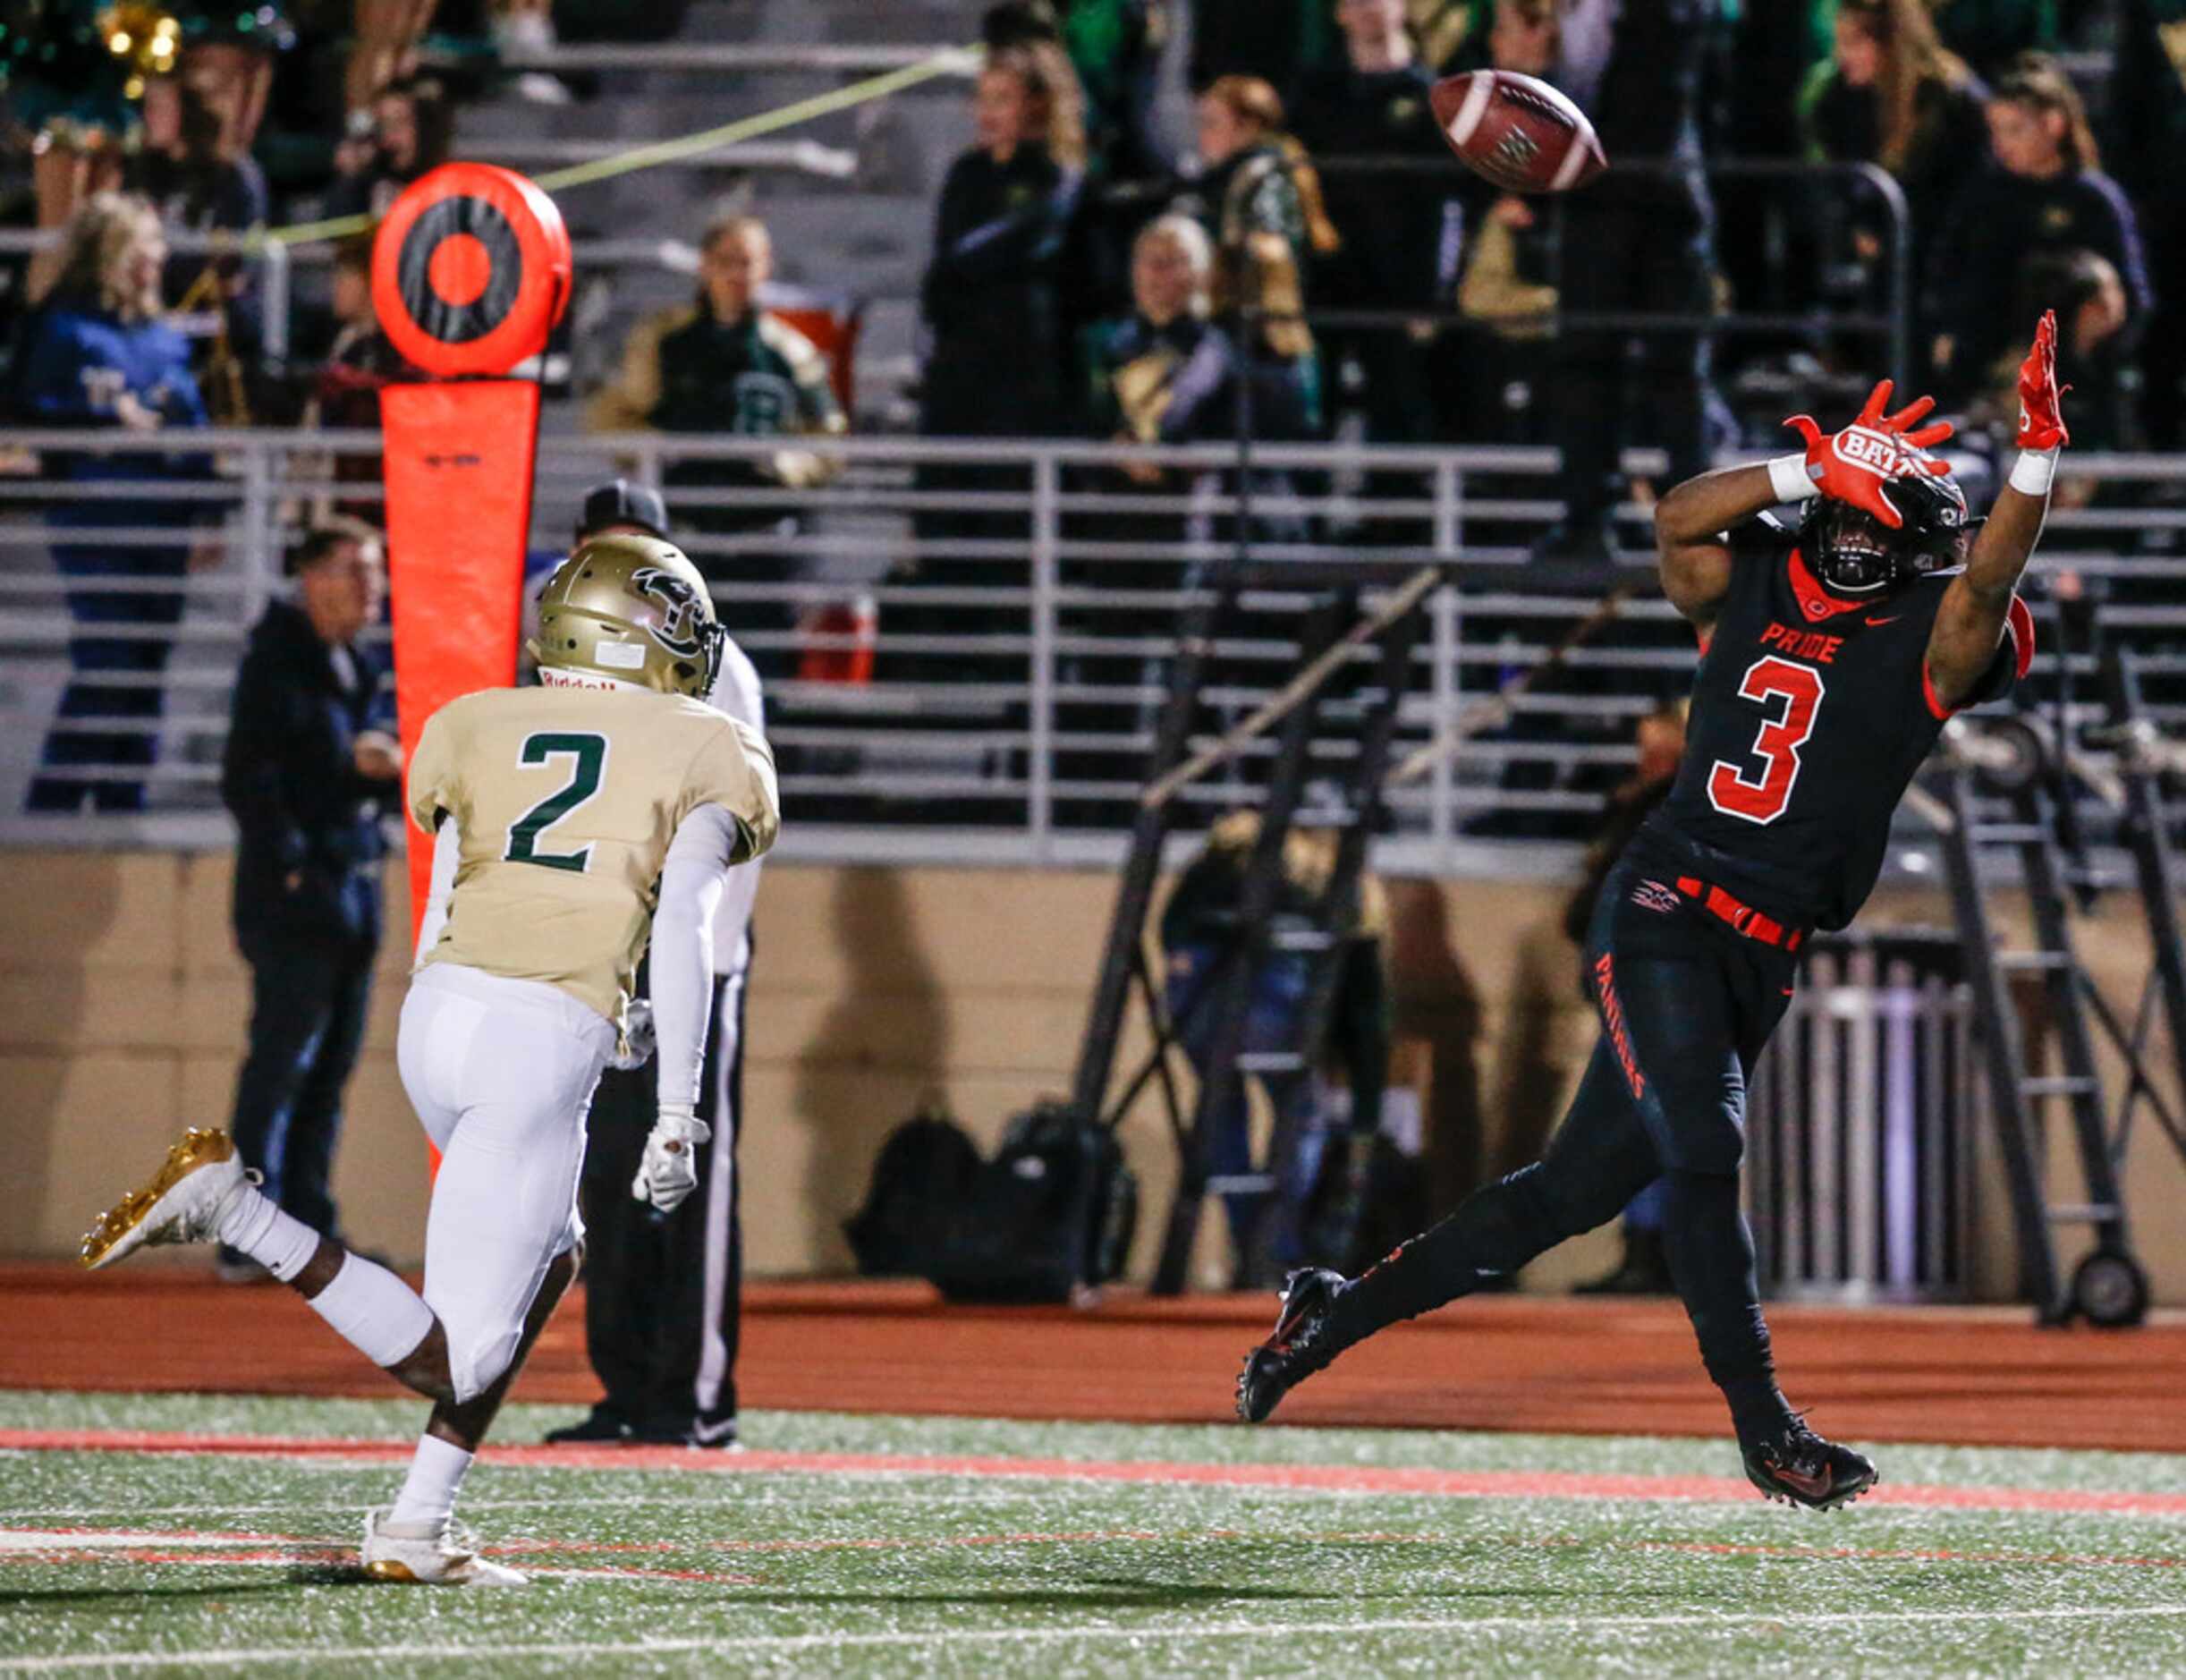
[361,1509,529,1587]
[79,1127,254,1271]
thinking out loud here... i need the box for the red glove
[1784,378,1954,530]
[2017,309,2071,451]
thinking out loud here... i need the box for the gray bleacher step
[682,0,767,43]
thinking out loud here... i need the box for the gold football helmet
[530,534,724,699]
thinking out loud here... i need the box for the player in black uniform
[1236,314,2072,1509]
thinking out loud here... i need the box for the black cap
[576,479,670,543]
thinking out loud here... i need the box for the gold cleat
[79,1127,249,1272]
[361,1510,529,1587]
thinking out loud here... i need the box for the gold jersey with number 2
[406,683,779,1023]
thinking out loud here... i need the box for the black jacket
[1584,0,1713,165]
[919,143,1083,436]
[1928,164,2156,382]
[221,599,394,950]
[1289,61,1462,311]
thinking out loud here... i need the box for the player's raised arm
[1928,312,2066,710]
[1652,463,1777,628]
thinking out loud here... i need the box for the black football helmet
[1801,455,1971,596]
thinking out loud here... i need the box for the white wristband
[2009,448,2058,496]
[1767,453,1819,505]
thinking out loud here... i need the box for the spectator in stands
[901,41,1087,689]
[1182,76,1343,324]
[1530,0,1722,566]
[920,42,1086,441]
[295,235,423,525]
[126,68,271,371]
[2112,0,2186,448]
[1714,0,1832,334]
[20,192,215,815]
[1450,0,1561,448]
[325,73,451,225]
[1163,802,1389,1284]
[1289,0,1464,445]
[589,214,845,677]
[217,519,400,1282]
[983,0,1173,184]
[1930,56,2151,446]
[141,12,288,185]
[1800,0,1989,343]
[1083,215,1320,453]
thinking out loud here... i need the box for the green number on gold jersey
[504,732,607,873]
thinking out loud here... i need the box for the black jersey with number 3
[1637,520,2033,933]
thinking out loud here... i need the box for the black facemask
[1806,502,1904,594]
[1802,469,1971,596]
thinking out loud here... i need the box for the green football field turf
[5,1392,2186,1676]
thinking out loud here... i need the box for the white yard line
[9,1604,2186,1672]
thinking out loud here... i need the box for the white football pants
[398,963,614,1402]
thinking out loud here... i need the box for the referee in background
[546,480,763,1447]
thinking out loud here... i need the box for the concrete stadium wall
[4,849,2185,1306]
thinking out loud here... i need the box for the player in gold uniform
[77,535,777,1585]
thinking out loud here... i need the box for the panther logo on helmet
[630,566,707,659]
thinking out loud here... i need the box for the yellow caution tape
[264,45,979,248]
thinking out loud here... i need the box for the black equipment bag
[925,1102,1139,1305]
[843,1101,983,1277]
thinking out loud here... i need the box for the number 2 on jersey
[505,732,607,872]
[1707,657,1823,825]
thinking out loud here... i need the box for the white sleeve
[653,802,740,1110]
[414,814,461,964]
[705,635,765,734]
[711,850,760,979]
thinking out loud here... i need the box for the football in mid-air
[1429,70,1607,195]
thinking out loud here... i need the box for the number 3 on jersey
[505,732,608,872]
[1707,657,1823,825]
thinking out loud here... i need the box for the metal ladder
[1936,754,2143,1324]
[1067,570,1427,1295]
[2097,647,2186,1129]
[1928,603,2186,1327]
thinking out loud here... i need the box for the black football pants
[578,968,748,1443]
[1334,852,1799,1438]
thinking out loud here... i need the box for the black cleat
[1236,1268,1350,1423]
[1741,1418,1878,1510]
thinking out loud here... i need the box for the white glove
[609,998,656,1073]
[631,1103,710,1213]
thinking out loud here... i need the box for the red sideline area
[6,1267,2186,1454]
[10,1427,2186,1518]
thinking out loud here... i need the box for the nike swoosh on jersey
[1864,615,1901,626]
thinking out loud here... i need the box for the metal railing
[0,428,2180,869]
